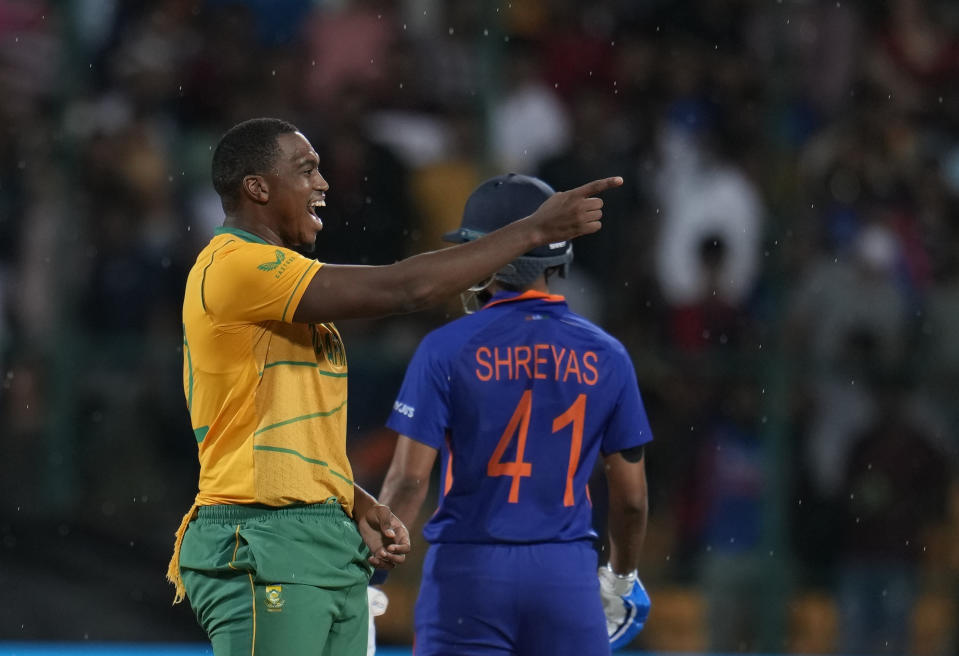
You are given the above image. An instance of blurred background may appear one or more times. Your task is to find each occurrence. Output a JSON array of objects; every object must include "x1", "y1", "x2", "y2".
[{"x1": 1, "y1": 0, "x2": 958, "y2": 653}]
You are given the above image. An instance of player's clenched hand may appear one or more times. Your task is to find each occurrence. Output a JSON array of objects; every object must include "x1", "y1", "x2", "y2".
[
  {"x1": 526, "y1": 176, "x2": 623, "y2": 244},
  {"x1": 598, "y1": 565, "x2": 651, "y2": 650},
  {"x1": 358, "y1": 503, "x2": 411, "y2": 569}
]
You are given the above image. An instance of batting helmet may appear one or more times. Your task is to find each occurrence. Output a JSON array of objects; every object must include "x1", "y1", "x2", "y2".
[{"x1": 444, "y1": 173, "x2": 573, "y2": 288}]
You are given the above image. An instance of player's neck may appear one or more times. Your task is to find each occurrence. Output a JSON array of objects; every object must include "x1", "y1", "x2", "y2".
[
  {"x1": 489, "y1": 278, "x2": 550, "y2": 296},
  {"x1": 222, "y1": 213, "x2": 283, "y2": 246}
]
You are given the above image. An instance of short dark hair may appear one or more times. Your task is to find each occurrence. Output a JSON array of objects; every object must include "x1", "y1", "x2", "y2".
[{"x1": 211, "y1": 117, "x2": 299, "y2": 208}]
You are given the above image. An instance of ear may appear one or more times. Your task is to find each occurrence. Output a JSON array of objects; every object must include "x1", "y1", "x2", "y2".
[{"x1": 242, "y1": 174, "x2": 269, "y2": 204}]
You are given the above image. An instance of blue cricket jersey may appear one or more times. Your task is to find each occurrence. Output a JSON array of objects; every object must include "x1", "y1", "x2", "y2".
[{"x1": 386, "y1": 290, "x2": 653, "y2": 545}]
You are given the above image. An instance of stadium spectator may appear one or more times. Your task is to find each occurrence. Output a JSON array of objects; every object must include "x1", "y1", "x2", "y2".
[{"x1": 836, "y1": 380, "x2": 951, "y2": 655}]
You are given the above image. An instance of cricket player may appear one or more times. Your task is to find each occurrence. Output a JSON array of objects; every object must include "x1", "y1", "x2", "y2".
[
  {"x1": 378, "y1": 173, "x2": 652, "y2": 655},
  {"x1": 168, "y1": 118, "x2": 624, "y2": 656}
]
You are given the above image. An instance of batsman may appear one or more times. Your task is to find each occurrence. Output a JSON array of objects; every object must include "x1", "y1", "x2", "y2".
[{"x1": 377, "y1": 173, "x2": 652, "y2": 655}]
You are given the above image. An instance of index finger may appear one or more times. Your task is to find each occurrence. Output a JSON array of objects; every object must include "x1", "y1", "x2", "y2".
[{"x1": 570, "y1": 176, "x2": 623, "y2": 197}]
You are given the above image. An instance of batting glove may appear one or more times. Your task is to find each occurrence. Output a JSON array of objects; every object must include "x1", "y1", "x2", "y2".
[
  {"x1": 367, "y1": 586, "x2": 389, "y2": 656},
  {"x1": 598, "y1": 564, "x2": 651, "y2": 650}
]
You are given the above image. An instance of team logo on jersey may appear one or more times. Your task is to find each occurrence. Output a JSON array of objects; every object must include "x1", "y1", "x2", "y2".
[
  {"x1": 257, "y1": 249, "x2": 286, "y2": 271},
  {"x1": 311, "y1": 323, "x2": 347, "y2": 366},
  {"x1": 265, "y1": 585, "x2": 285, "y2": 611}
]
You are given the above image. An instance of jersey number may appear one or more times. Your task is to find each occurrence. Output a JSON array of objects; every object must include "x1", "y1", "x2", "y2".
[{"x1": 486, "y1": 391, "x2": 586, "y2": 506}]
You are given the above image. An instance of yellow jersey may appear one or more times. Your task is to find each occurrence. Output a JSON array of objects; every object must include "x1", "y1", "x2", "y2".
[{"x1": 181, "y1": 226, "x2": 354, "y2": 513}]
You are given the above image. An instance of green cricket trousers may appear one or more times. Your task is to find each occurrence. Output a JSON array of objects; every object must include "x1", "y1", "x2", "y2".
[{"x1": 178, "y1": 503, "x2": 373, "y2": 656}]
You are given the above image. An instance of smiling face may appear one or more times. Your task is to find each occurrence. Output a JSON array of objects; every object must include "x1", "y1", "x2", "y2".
[{"x1": 262, "y1": 131, "x2": 329, "y2": 251}]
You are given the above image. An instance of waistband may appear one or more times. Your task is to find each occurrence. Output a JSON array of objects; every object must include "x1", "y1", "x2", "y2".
[{"x1": 195, "y1": 500, "x2": 345, "y2": 522}]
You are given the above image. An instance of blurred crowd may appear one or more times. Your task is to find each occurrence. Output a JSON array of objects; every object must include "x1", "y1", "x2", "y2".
[{"x1": 1, "y1": 0, "x2": 959, "y2": 653}]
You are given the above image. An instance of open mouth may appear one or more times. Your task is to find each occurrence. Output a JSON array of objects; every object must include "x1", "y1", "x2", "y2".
[{"x1": 309, "y1": 199, "x2": 326, "y2": 225}]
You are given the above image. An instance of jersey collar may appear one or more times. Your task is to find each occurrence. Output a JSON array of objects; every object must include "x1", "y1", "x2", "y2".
[
  {"x1": 482, "y1": 289, "x2": 567, "y2": 310},
  {"x1": 214, "y1": 225, "x2": 271, "y2": 244}
]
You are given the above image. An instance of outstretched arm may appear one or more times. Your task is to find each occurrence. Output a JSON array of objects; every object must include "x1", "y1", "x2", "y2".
[
  {"x1": 294, "y1": 177, "x2": 623, "y2": 323},
  {"x1": 377, "y1": 435, "x2": 439, "y2": 532}
]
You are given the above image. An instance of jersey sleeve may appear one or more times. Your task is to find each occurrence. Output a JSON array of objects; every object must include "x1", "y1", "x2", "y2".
[
  {"x1": 385, "y1": 334, "x2": 450, "y2": 449},
  {"x1": 202, "y1": 243, "x2": 322, "y2": 323},
  {"x1": 601, "y1": 351, "x2": 654, "y2": 455}
]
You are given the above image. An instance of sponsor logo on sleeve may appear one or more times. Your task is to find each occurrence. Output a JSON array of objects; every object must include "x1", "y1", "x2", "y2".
[
  {"x1": 257, "y1": 249, "x2": 286, "y2": 271},
  {"x1": 393, "y1": 401, "x2": 415, "y2": 418}
]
